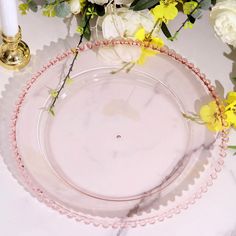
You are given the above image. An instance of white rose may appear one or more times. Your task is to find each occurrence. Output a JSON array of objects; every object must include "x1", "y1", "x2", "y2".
[
  {"x1": 101, "y1": 9, "x2": 155, "y2": 39},
  {"x1": 114, "y1": 0, "x2": 133, "y2": 5},
  {"x1": 69, "y1": 0, "x2": 81, "y2": 14},
  {"x1": 210, "y1": 0, "x2": 236, "y2": 48},
  {"x1": 114, "y1": 44, "x2": 141, "y2": 62},
  {"x1": 120, "y1": 9, "x2": 155, "y2": 36},
  {"x1": 98, "y1": 45, "x2": 141, "y2": 65},
  {"x1": 102, "y1": 14, "x2": 126, "y2": 39},
  {"x1": 88, "y1": 0, "x2": 109, "y2": 5}
]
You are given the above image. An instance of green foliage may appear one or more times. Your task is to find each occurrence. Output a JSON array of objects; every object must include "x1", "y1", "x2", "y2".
[
  {"x1": 28, "y1": 0, "x2": 38, "y2": 12},
  {"x1": 19, "y1": 0, "x2": 38, "y2": 15},
  {"x1": 43, "y1": 5, "x2": 56, "y2": 17},
  {"x1": 187, "y1": 15, "x2": 196, "y2": 24},
  {"x1": 19, "y1": 3, "x2": 29, "y2": 15},
  {"x1": 130, "y1": 0, "x2": 160, "y2": 11},
  {"x1": 199, "y1": 0, "x2": 211, "y2": 10},
  {"x1": 86, "y1": 6, "x2": 98, "y2": 19},
  {"x1": 55, "y1": 2, "x2": 70, "y2": 18},
  {"x1": 48, "y1": 107, "x2": 55, "y2": 116},
  {"x1": 46, "y1": 0, "x2": 56, "y2": 3},
  {"x1": 211, "y1": 0, "x2": 216, "y2": 5},
  {"x1": 76, "y1": 26, "x2": 84, "y2": 34},
  {"x1": 161, "y1": 22, "x2": 173, "y2": 41},
  {"x1": 94, "y1": 4, "x2": 105, "y2": 16},
  {"x1": 192, "y1": 9, "x2": 202, "y2": 19},
  {"x1": 78, "y1": 6, "x2": 94, "y2": 40}
]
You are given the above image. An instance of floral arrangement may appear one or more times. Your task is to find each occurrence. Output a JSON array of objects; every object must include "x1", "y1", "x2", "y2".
[
  {"x1": 19, "y1": 0, "x2": 236, "y2": 142},
  {"x1": 19, "y1": 0, "x2": 236, "y2": 48}
]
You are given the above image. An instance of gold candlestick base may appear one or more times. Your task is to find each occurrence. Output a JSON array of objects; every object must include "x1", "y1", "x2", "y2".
[{"x1": 0, "y1": 27, "x2": 30, "y2": 70}]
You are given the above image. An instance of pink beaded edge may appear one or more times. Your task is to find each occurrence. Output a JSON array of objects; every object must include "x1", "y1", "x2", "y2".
[{"x1": 9, "y1": 39, "x2": 228, "y2": 228}]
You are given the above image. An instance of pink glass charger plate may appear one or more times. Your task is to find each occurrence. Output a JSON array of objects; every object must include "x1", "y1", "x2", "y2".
[{"x1": 2, "y1": 39, "x2": 228, "y2": 228}]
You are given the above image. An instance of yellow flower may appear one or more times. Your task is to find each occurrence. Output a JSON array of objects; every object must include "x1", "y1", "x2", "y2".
[
  {"x1": 225, "y1": 91, "x2": 236, "y2": 105},
  {"x1": 183, "y1": 1, "x2": 198, "y2": 15},
  {"x1": 224, "y1": 92, "x2": 236, "y2": 128},
  {"x1": 151, "y1": 1, "x2": 178, "y2": 22},
  {"x1": 137, "y1": 48, "x2": 158, "y2": 65},
  {"x1": 200, "y1": 101, "x2": 224, "y2": 131},
  {"x1": 135, "y1": 27, "x2": 164, "y2": 65},
  {"x1": 135, "y1": 27, "x2": 146, "y2": 41}
]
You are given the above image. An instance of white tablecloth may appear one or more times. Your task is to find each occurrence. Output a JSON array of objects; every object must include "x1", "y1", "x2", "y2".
[{"x1": 1, "y1": 10, "x2": 236, "y2": 236}]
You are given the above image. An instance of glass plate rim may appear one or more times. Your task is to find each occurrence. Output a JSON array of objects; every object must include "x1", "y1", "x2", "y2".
[{"x1": 9, "y1": 39, "x2": 228, "y2": 228}]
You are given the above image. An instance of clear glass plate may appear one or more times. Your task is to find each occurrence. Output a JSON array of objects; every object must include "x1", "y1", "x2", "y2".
[{"x1": 7, "y1": 40, "x2": 228, "y2": 227}]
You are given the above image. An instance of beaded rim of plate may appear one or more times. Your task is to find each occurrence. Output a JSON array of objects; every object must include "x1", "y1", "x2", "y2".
[{"x1": 9, "y1": 39, "x2": 228, "y2": 228}]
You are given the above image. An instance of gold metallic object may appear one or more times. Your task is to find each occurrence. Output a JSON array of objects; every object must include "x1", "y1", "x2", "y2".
[{"x1": 0, "y1": 27, "x2": 30, "y2": 70}]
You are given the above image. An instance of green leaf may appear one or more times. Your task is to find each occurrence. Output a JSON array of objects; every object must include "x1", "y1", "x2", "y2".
[
  {"x1": 28, "y1": 1, "x2": 38, "y2": 12},
  {"x1": 55, "y1": 2, "x2": 70, "y2": 18},
  {"x1": 130, "y1": 0, "x2": 139, "y2": 7},
  {"x1": 199, "y1": 0, "x2": 211, "y2": 10},
  {"x1": 19, "y1": 3, "x2": 29, "y2": 15},
  {"x1": 79, "y1": 10, "x2": 91, "y2": 40},
  {"x1": 43, "y1": 5, "x2": 56, "y2": 17},
  {"x1": 46, "y1": 0, "x2": 56, "y2": 3},
  {"x1": 161, "y1": 22, "x2": 173, "y2": 41},
  {"x1": 228, "y1": 145, "x2": 236, "y2": 149},
  {"x1": 131, "y1": 0, "x2": 159, "y2": 11},
  {"x1": 211, "y1": 0, "x2": 216, "y2": 5},
  {"x1": 94, "y1": 4, "x2": 105, "y2": 16},
  {"x1": 188, "y1": 15, "x2": 196, "y2": 24},
  {"x1": 192, "y1": 9, "x2": 202, "y2": 19},
  {"x1": 84, "y1": 25, "x2": 91, "y2": 40},
  {"x1": 49, "y1": 107, "x2": 55, "y2": 116}
]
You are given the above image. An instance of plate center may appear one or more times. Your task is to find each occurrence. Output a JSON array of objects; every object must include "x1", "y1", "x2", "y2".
[{"x1": 41, "y1": 69, "x2": 190, "y2": 200}]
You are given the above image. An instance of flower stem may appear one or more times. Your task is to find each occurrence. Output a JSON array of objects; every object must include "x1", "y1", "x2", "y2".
[
  {"x1": 172, "y1": 0, "x2": 205, "y2": 38},
  {"x1": 147, "y1": 19, "x2": 161, "y2": 40},
  {"x1": 48, "y1": 14, "x2": 92, "y2": 115}
]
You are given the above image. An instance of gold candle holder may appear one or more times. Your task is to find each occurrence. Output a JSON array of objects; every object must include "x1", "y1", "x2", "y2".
[{"x1": 0, "y1": 26, "x2": 30, "y2": 70}]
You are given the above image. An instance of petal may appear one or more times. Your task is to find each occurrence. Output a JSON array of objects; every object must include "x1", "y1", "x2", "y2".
[
  {"x1": 164, "y1": 4, "x2": 178, "y2": 20},
  {"x1": 225, "y1": 110, "x2": 236, "y2": 125},
  {"x1": 137, "y1": 48, "x2": 157, "y2": 65},
  {"x1": 97, "y1": 46, "x2": 123, "y2": 65},
  {"x1": 200, "y1": 104, "x2": 214, "y2": 122},
  {"x1": 135, "y1": 27, "x2": 146, "y2": 41},
  {"x1": 151, "y1": 5, "x2": 165, "y2": 20},
  {"x1": 206, "y1": 120, "x2": 223, "y2": 132},
  {"x1": 102, "y1": 14, "x2": 125, "y2": 39},
  {"x1": 114, "y1": 45, "x2": 141, "y2": 63},
  {"x1": 225, "y1": 91, "x2": 236, "y2": 104},
  {"x1": 151, "y1": 37, "x2": 164, "y2": 47}
]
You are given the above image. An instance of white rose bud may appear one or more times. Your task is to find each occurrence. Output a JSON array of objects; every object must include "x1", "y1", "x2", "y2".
[
  {"x1": 210, "y1": 0, "x2": 236, "y2": 48},
  {"x1": 88, "y1": 0, "x2": 109, "y2": 5},
  {"x1": 70, "y1": 0, "x2": 81, "y2": 14}
]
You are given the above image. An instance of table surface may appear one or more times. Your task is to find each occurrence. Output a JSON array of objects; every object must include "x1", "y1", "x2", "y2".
[{"x1": 1, "y1": 10, "x2": 236, "y2": 236}]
